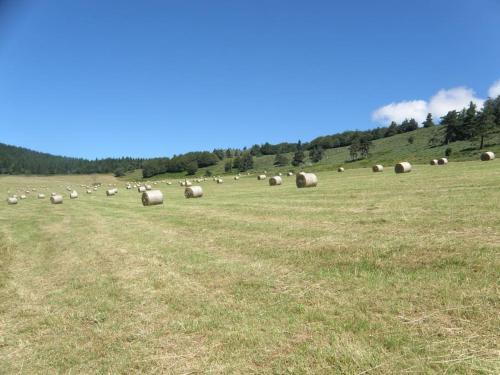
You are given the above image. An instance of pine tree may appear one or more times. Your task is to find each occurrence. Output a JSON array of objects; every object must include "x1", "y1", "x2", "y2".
[
  {"x1": 274, "y1": 153, "x2": 289, "y2": 166},
  {"x1": 292, "y1": 150, "x2": 305, "y2": 166},
  {"x1": 422, "y1": 113, "x2": 435, "y2": 128},
  {"x1": 442, "y1": 110, "x2": 461, "y2": 144}
]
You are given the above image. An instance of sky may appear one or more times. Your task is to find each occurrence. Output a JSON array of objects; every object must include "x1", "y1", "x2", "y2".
[{"x1": 0, "y1": 0, "x2": 499, "y2": 159}]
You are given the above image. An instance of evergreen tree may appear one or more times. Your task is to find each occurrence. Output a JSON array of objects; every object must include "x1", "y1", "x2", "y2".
[
  {"x1": 274, "y1": 153, "x2": 289, "y2": 166},
  {"x1": 309, "y1": 146, "x2": 324, "y2": 163},
  {"x1": 475, "y1": 102, "x2": 496, "y2": 149},
  {"x1": 384, "y1": 121, "x2": 398, "y2": 137},
  {"x1": 224, "y1": 160, "x2": 233, "y2": 172},
  {"x1": 185, "y1": 161, "x2": 198, "y2": 175},
  {"x1": 461, "y1": 102, "x2": 477, "y2": 140},
  {"x1": 442, "y1": 110, "x2": 461, "y2": 144},
  {"x1": 292, "y1": 149, "x2": 305, "y2": 166},
  {"x1": 422, "y1": 113, "x2": 435, "y2": 128}
]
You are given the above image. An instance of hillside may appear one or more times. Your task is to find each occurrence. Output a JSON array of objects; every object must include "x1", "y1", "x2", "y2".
[
  {"x1": 123, "y1": 126, "x2": 500, "y2": 180},
  {"x1": 0, "y1": 142, "x2": 143, "y2": 175}
]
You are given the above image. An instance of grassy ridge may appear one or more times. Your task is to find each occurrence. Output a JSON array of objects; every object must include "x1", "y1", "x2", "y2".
[
  {"x1": 125, "y1": 127, "x2": 500, "y2": 180},
  {"x1": 1, "y1": 162, "x2": 499, "y2": 373}
]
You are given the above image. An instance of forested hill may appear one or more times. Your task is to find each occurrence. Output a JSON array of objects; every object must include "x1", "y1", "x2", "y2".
[
  {"x1": 0, "y1": 143, "x2": 143, "y2": 175},
  {"x1": 1, "y1": 95, "x2": 499, "y2": 177}
]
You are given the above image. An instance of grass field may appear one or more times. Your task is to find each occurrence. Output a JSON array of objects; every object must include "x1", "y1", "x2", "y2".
[{"x1": 1, "y1": 162, "x2": 499, "y2": 374}]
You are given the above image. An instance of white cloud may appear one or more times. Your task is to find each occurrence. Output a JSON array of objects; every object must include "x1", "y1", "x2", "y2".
[
  {"x1": 488, "y1": 80, "x2": 500, "y2": 98},
  {"x1": 372, "y1": 86, "x2": 485, "y2": 125},
  {"x1": 428, "y1": 87, "x2": 484, "y2": 118},
  {"x1": 372, "y1": 100, "x2": 428, "y2": 124}
]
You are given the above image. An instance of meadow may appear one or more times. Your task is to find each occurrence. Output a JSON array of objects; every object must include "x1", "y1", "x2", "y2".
[{"x1": 1, "y1": 162, "x2": 499, "y2": 374}]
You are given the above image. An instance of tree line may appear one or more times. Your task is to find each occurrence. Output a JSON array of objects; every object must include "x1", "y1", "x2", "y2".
[
  {"x1": 439, "y1": 96, "x2": 500, "y2": 149},
  {"x1": 2, "y1": 95, "x2": 498, "y2": 177},
  {"x1": 0, "y1": 143, "x2": 143, "y2": 175}
]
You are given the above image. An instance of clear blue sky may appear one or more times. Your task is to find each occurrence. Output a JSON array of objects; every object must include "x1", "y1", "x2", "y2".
[{"x1": 0, "y1": 0, "x2": 499, "y2": 159}]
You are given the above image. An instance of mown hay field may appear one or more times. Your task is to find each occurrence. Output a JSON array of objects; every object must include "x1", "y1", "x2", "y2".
[{"x1": 1, "y1": 162, "x2": 499, "y2": 374}]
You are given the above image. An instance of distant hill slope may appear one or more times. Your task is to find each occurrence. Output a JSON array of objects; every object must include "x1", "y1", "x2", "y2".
[
  {"x1": 122, "y1": 126, "x2": 500, "y2": 180},
  {"x1": 2, "y1": 125, "x2": 499, "y2": 179},
  {"x1": 0, "y1": 142, "x2": 142, "y2": 175}
]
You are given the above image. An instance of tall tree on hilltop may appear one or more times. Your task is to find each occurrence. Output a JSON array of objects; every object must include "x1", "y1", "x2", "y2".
[
  {"x1": 475, "y1": 102, "x2": 496, "y2": 149},
  {"x1": 442, "y1": 110, "x2": 461, "y2": 144},
  {"x1": 422, "y1": 113, "x2": 435, "y2": 128}
]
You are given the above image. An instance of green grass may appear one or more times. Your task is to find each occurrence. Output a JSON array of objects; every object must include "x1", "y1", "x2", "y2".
[
  {"x1": 125, "y1": 127, "x2": 500, "y2": 181},
  {"x1": 1, "y1": 163, "x2": 499, "y2": 373}
]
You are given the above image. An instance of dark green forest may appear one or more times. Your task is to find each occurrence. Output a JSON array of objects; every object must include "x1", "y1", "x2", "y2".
[{"x1": 1, "y1": 96, "x2": 499, "y2": 177}]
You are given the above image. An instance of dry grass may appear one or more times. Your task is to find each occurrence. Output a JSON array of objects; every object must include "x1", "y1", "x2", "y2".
[{"x1": 0, "y1": 164, "x2": 499, "y2": 374}]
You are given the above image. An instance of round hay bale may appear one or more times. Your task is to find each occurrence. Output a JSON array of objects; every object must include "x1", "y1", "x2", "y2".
[
  {"x1": 51, "y1": 192, "x2": 57, "y2": 197},
  {"x1": 257, "y1": 174, "x2": 267, "y2": 180},
  {"x1": 185, "y1": 186, "x2": 203, "y2": 198},
  {"x1": 142, "y1": 190, "x2": 163, "y2": 206},
  {"x1": 70, "y1": 191, "x2": 78, "y2": 199},
  {"x1": 338, "y1": 167, "x2": 345, "y2": 172},
  {"x1": 234, "y1": 176, "x2": 239, "y2": 180},
  {"x1": 438, "y1": 158, "x2": 448, "y2": 165},
  {"x1": 287, "y1": 172, "x2": 293, "y2": 176},
  {"x1": 296, "y1": 172, "x2": 318, "y2": 188},
  {"x1": 51, "y1": 194, "x2": 63, "y2": 204},
  {"x1": 185, "y1": 180, "x2": 192, "y2": 187},
  {"x1": 145, "y1": 184, "x2": 152, "y2": 191},
  {"x1": 395, "y1": 162, "x2": 412, "y2": 173},
  {"x1": 430, "y1": 159, "x2": 438, "y2": 165},
  {"x1": 372, "y1": 164, "x2": 384, "y2": 172},
  {"x1": 278, "y1": 172, "x2": 282, "y2": 176},
  {"x1": 20, "y1": 195, "x2": 27, "y2": 200},
  {"x1": 216, "y1": 178, "x2": 224, "y2": 184},
  {"x1": 7, "y1": 197, "x2": 18, "y2": 205},
  {"x1": 126, "y1": 185, "x2": 132, "y2": 189},
  {"x1": 138, "y1": 186, "x2": 146, "y2": 192},
  {"x1": 86, "y1": 189, "x2": 92, "y2": 194},
  {"x1": 106, "y1": 188, "x2": 117, "y2": 196},
  {"x1": 269, "y1": 176, "x2": 283, "y2": 186},
  {"x1": 481, "y1": 151, "x2": 495, "y2": 161},
  {"x1": 37, "y1": 193, "x2": 46, "y2": 199}
]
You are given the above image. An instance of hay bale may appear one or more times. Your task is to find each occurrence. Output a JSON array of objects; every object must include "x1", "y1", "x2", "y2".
[
  {"x1": 257, "y1": 174, "x2": 267, "y2": 180},
  {"x1": 126, "y1": 184, "x2": 132, "y2": 189},
  {"x1": 51, "y1": 192, "x2": 57, "y2": 197},
  {"x1": 51, "y1": 194, "x2": 63, "y2": 204},
  {"x1": 278, "y1": 172, "x2": 282, "y2": 176},
  {"x1": 395, "y1": 162, "x2": 412, "y2": 173},
  {"x1": 145, "y1": 184, "x2": 152, "y2": 191},
  {"x1": 438, "y1": 158, "x2": 448, "y2": 165},
  {"x1": 296, "y1": 172, "x2": 318, "y2": 188},
  {"x1": 287, "y1": 172, "x2": 293, "y2": 176},
  {"x1": 372, "y1": 164, "x2": 384, "y2": 172},
  {"x1": 142, "y1": 190, "x2": 163, "y2": 206},
  {"x1": 430, "y1": 159, "x2": 438, "y2": 165},
  {"x1": 86, "y1": 189, "x2": 92, "y2": 194},
  {"x1": 106, "y1": 188, "x2": 117, "y2": 196},
  {"x1": 185, "y1": 186, "x2": 203, "y2": 198},
  {"x1": 70, "y1": 191, "x2": 78, "y2": 199},
  {"x1": 138, "y1": 186, "x2": 146, "y2": 192},
  {"x1": 37, "y1": 193, "x2": 45, "y2": 199},
  {"x1": 185, "y1": 180, "x2": 192, "y2": 187},
  {"x1": 7, "y1": 197, "x2": 18, "y2": 205},
  {"x1": 338, "y1": 167, "x2": 345, "y2": 172},
  {"x1": 20, "y1": 195, "x2": 27, "y2": 199},
  {"x1": 269, "y1": 176, "x2": 283, "y2": 186},
  {"x1": 234, "y1": 176, "x2": 239, "y2": 180},
  {"x1": 216, "y1": 178, "x2": 224, "y2": 184},
  {"x1": 481, "y1": 151, "x2": 495, "y2": 161}
]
